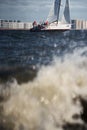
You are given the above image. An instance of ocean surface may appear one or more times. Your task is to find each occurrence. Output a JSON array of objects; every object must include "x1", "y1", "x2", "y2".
[{"x1": 0, "y1": 30, "x2": 87, "y2": 130}]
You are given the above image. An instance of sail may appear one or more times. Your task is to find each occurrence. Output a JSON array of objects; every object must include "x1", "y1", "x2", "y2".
[
  {"x1": 54, "y1": 0, "x2": 61, "y2": 22},
  {"x1": 47, "y1": 4, "x2": 56, "y2": 23},
  {"x1": 47, "y1": 0, "x2": 61, "y2": 23},
  {"x1": 62, "y1": 0, "x2": 70, "y2": 24}
]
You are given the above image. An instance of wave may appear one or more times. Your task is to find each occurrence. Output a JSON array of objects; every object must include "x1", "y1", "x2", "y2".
[{"x1": 1, "y1": 48, "x2": 87, "y2": 130}]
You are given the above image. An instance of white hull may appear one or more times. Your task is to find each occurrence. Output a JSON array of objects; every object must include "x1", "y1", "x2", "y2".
[{"x1": 44, "y1": 22, "x2": 71, "y2": 30}]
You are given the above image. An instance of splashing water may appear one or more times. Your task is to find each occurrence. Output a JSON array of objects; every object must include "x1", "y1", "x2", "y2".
[{"x1": 1, "y1": 48, "x2": 87, "y2": 130}]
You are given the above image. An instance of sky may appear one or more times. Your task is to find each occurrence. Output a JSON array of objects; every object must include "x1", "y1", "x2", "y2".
[{"x1": 0, "y1": 0, "x2": 87, "y2": 22}]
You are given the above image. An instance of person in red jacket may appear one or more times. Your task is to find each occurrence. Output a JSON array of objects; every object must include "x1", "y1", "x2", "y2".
[{"x1": 33, "y1": 21, "x2": 37, "y2": 27}]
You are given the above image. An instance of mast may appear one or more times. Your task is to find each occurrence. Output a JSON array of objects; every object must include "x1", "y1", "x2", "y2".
[{"x1": 54, "y1": 0, "x2": 61, "y2": 24}]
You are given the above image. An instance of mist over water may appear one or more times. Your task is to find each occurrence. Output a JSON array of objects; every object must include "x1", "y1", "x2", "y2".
[{"x1": 0, "y1": 30, "x2": 87, "y2": 130}]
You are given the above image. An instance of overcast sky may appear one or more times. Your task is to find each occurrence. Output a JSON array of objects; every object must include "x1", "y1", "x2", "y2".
[{"x1": 0, "y1": 0, "x2": 87, "y2": 22}]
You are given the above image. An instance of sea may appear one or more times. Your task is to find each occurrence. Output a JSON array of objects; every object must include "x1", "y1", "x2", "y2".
[{"x1": 0, "y1": 30, "x2": 87, "y2": 130}]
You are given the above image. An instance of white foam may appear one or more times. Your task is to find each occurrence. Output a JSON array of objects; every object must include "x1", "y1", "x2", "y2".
[{"x1": 2, "y1": 48, "x2": 87, "y2": 130}]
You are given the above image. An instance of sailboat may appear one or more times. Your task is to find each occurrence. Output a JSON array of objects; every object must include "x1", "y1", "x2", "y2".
[
  {"x1": 45, "y1": 0, "x2": 71, "y2": 30},
  {"x1": 30, "y1": 0, "x2": 71, "y2": 31}
]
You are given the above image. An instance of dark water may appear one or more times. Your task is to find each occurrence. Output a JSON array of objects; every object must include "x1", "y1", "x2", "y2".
[
  {"x1": 0, "y1": 30, "x2": 87, "y2": 66},
  {"x1": 0, "y1": 30, "x2": 87, "y2": 82},
  {"x1": 0, "y1": 30, "x2": 87, "y2": 130}
]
